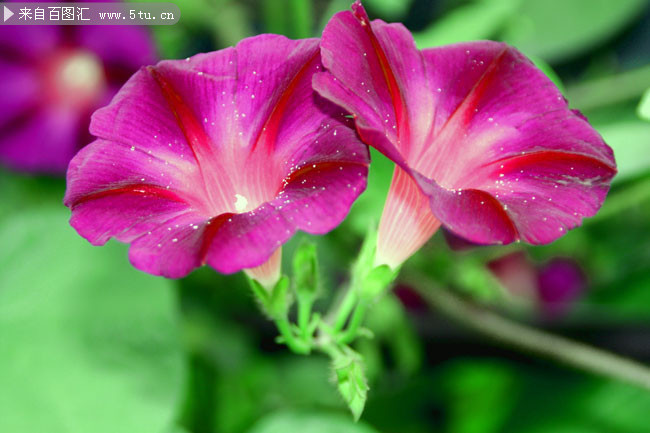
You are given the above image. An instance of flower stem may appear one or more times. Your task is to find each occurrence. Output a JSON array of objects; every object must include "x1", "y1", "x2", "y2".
[
  {"x1": 337, "y1": 301, "x2": 368, "y2": 345},
  {"x1": 297, "y1": 296, "x2": 313, "y2": 340},
  {"x1": 275, "y1": 317, "x2": 311, "y2": 355},
  {"x1": 332, "y1": 287, "x2": 359, "y2": 333},
  {"x1": 411, "y1": 275, "x2": 650, "y2": 391}
]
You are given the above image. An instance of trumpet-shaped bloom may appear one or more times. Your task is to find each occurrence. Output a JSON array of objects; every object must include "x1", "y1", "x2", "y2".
[
  {"x1": 64, "y1": 35, "x2": 369, "y2": 279},
  {"x1": 313, "y1": 2, "x2": 616, "y2": 269},
  {"x1": 0, "y1": 0, "x2": 156, "y2": 174}
]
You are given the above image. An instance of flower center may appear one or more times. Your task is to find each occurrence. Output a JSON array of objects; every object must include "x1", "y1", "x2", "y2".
[
  {"x1": 46, "y1": 50, "x2": 106, "y2": 109},
  {"x1": 234, "y1": 193, "x2": 249, "y2": 213}
]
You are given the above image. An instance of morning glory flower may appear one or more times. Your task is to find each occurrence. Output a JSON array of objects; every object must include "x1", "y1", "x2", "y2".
[
  {"x1": 313, "y1": 1, "x2": 616, "y2": 269},
  {"x1": 64, "y1": 35, "x2": 369, "y2": 281},
  {"x1": 0, "y1": 5, "x2": 156, "y2": 174},
  {"x1": 488, "y1": 252, "x2": 586, "y2": 318}
]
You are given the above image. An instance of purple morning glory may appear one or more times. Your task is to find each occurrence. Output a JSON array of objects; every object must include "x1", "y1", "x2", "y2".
[
  {"x1": 64, "y1": 35, "x2": 369, "y2": 280},
  {"x1": 0, "y1": 2, "x2": 156, "y2": 174},
  {"x1": 313, "y1": 1, "x2": 617, "y2": 269},
  {"x1": 489, "y1": 252, "x2": 586, "y2": 318}
]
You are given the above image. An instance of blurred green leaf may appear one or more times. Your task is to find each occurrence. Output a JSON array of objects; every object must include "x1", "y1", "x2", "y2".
[
  {"x1": 501, "y1": 0, "x2": 647, "y2": 62},
  {"x1": 364, "y1": 0, "x2": 413, "y2": 20},
  {"x1": 414, "y1": 0, "x2": 519, "y2": 48},
  {"x1": 318, "y1": 0, "x2": 352, "y2": 32},
  {"x1": 364, "y1": 294, "x2": 423, "y2": 376},
  {"x1": 596, "y1": 121, "x2": 650, "y2": 182},
  {"x1": 505, "y1": 378, "x2": 650, "y2": 433},
  {"x1": 247, "y1": 410, "x2": 380, "y2": 433},
  {"x1": 638, "y1": 88, "x2": 650, "y2": 121},
  {"x1": 214, "y1": 356, "x2": 345, "y2": 433},
  {"x1": 444, "y1": 361, "x2": 518, "y2": 433},
  {"x1": 0, "y1": 207, "x2": 184, "y2": 433}
]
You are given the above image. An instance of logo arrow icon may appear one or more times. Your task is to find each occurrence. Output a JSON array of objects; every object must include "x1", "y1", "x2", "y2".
[{"x1": 4, "y1": 6, "x2": 14, "y2": 22}]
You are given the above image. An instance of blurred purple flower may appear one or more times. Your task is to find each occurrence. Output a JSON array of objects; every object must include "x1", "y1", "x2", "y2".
[
  {"x1": 0, "y1": 2, "x2": 157, "y2": 174},
  {"x1": 313, "y1": 1, "x2": 616, "y2": 269},
  {"x1": 64, "y1": 35, "x2": 369, "y2": 281},
  {"x1": 488, "y1": 252, "x2": 586, "y2": 318},
  {"x1": 537, "y1": 258, "x2": 586, "y2": 318}
]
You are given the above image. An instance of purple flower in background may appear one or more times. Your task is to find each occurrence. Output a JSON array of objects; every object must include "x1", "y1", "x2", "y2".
[
  {"x1": 313, "y1": 1, "x2": 616, "y2": 269},
  {"x1": 0, "y1": 2, "x2": 156, "y2": 174},
  {"x1": 489, "y1": 252, "x2": 586, "y2": 318},
  {"x1": 64, "y1": 35, "x2": 369, "y2": 281},
  {"x1": 537, "y1": 258, "x2": 586, "y2": 318}
]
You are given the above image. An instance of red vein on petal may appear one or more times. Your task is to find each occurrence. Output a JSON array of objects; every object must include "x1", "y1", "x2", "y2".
[
  {"x1": 199, "y1": 212, "x2": 235, "y2": 264},
  {"x1": 352, "y1": 3, "x2": 410, "y2": 144},
  {"x1": 441, "y1": 47, "x2": 508, "y2": 134},
  {"x1": 250, "y1": 49, "x2": 321, "y2": 154},
  {"x1": 284, "y1": 160, "x2": 367, "y2": 185},
  {"x1": 148, "y1": 66, "x2": 214, "y2": 163},
  {"x1": 71, "y1": 183, "x2": 186, "y2": 207},
  {"x1": 149, "y1": 66, "x2": 228, "y2": 213},
  {"x1": 483, "y1": 150, "x2": 617, "y2": 174},
  {"x1": 417, "y1": 47, "x2": 508, "y2": 175}
]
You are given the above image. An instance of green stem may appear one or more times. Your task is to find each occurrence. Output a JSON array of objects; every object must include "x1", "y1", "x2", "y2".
[
  {"x1": 275, "y1": 318, "x2": 311, "y2": 355},
  {"x1": 297, "y1": 296, "x2": 313, "y2": 339},
  {"x1": 411, "y1": 275, "x2": 650, "y2": 391},
  {"x1": 332, "y1": 288, "x2": 359, "y2": 332},
  {"x1": 337, "y1": 301, "x2": 368, "y2": 345}
]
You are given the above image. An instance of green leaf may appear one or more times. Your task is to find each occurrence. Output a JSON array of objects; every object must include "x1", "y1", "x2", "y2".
[
  {"x1": 247, "y1": 410, "x2": 380, "y2": 433},
  {"x1": 638, "y1": 88, "x2": 650, "y2": 121},
  {"x1": 501, "y1": 0, "x2": 647, "y2": 62},
  {"x1": 444, "y1": 360, "x2": 517, "y2": 433},
  {"x1": 0, "y1": 206, "x2": 184, "y2": 433},
  {"x1": 332, "y1": 348, "x2": 370, "y2": 420},
  {"x1": 414, "y1": 0, "x2": 519, "y2": 48},
  {"x1": 293, "y1": 241, "x2": 319, "y2": 300}
]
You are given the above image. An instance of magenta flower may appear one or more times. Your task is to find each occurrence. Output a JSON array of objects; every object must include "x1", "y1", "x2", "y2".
[
  {"x1": 313, "y1": 2, "x2": 616, "y2": 269},
  {"x1": 488, "y1": 252, "x2": 586, "y2": 318},
  {"x1": 0, "y1": 3, "x2": 156, "y2": 174},
  {"x1": 64, "y1": 35, "x2": 369, "y2": 280}
]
